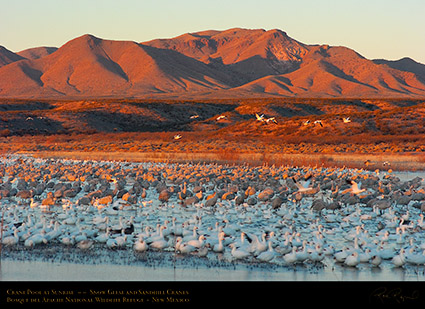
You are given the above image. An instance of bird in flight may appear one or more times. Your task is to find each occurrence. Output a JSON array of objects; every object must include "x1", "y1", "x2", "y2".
[
  {"x1": 292, "y1": 175, "x2": 314, "y2": 193},
  {"x1": 342, "y1": 179, "x2": 366, "y2": 195},
  {"x1": 255, "y1": 113, "x2": 265, "y2": 122}
]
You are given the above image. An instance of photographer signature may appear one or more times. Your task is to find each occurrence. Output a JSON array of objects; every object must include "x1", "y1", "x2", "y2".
[{"x1": 370, "y1": 287, "x2": 420, "y2": 304}]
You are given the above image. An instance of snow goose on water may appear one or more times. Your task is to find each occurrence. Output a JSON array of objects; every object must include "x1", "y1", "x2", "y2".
[
  {"x1": 283, "y1": 247, "x2": 298, "y2": 265},
  {"x1": 106, "y1": 238, "x2": 118, "y2": 249},
  {"x1": 187, "y1": 235, "x2": 206, "y2": 249},
  {"x1": 416, "y1": 214, "x2": 425, "y2": 230},
  {"x1": 344, "y1": 252, "x2": 360, "y2": 267},
  {"x1": 295, "y1": 241, "x2": 309, "y2": 263},
  {"x1": 170, "y1": 217, "x2": 184, "y2": 236},
  {"x1": 307, "y1": 244, "x2": 325, "y2": 263},
  {"x1": 251, "y1": 232, "x2": 268, "y2": 256},
  {"x1": 60, "y1": 233, "x2": 75, "y2": 246},
  {"x1": 391, "y1": 248, "x2": 406, "y2": 267},
  {"x1": 370, "y1": 255, "x2": 382, "y2": 267},
  {"x1": 222, "y1": 219, "x2": 238, "y2": 235},
  {"x1": 229, "y1": 243, "x2": 251, "y2": 260},
  {"x1": 334, "y1": 247, "x2": 350, "y2": 263},
  {"x1": 197, "y1": 243, "x2": 210, "y2": 257},
  {"x1": 256, "y1": 240, "x2": 277, "y2": 262},
  {"x1": 181, "y1": 225, "x2": 197, "y2": 240},
  {"x1": 323, "y1": 244, "x2": 335, "y2": 256},
  {"x1": 290, "y1": 232, "x2": 303, "y2": 247},
  {"x1": 25, "y1": 231, "x2": 47, "y2": 247},
  {"x1": 74, "y1": 232, "x2": 88, "y2": 243},
  {"x1": 133, "y1": 236, "x2": 149, "y2": 253},
  {"x1": 77, "y1": 240, "x2": 94, "y2": 250},
  {"x1": 275, "y1": 232, "x2": 292, "y2": 255},
  {"x1": 95, "y1": 228, "x2": 111, "y2": 243},
  {"x1": 358, "y1": 248, "x2": 372, "y2": 263},
  {"x1": 212, "y1": 232, "x2": 225, "y2": 253},
  {"x1": 404, "y1": 249, "x2": 425, "y2": 266},
  {"x1": 175, "y1": 237, "x2": 197, "y2": 254},
  {"x1": 2, "y1": 229, "x2": 19, "y2": 246},
  {"x1": 377, "y1": 243, "x2": 396, "y2": 260},
  {"x1": 233, "y1": 232, "x2": 251, "y2": 251},
  {"x1": 149, "y1": 226, "x2": 169, "y2": 250},
  {"x1": 115, "y1": 234, "x2": 128, "y2": 248},
  {"x1": 146, "y1": 224, "x2": 165, "y2": 243}
]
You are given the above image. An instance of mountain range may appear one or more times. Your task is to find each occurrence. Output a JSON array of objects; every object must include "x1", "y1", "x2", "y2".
[{"x1": 1, "y1": 28, "x2": 425, "y2": 98}]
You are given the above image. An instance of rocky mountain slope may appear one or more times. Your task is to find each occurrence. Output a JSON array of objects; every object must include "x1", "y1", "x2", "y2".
[{"x1": 1, "y1": 28, "x2": 424, "y2": 98}]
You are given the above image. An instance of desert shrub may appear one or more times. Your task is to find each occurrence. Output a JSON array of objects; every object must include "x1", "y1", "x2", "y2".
[{"x1": 0, "y1": 129, "x2": 11, "y2": 137}]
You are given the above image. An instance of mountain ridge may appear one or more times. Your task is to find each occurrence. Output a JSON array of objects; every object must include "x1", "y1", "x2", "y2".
[{"x1": 1, "y1": 28, "x2": 424, "y2": 98}]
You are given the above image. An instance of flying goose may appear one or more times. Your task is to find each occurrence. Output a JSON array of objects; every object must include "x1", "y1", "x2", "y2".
[
  {"x1": 255, "y1": 113, "x2": 265, "y2": 122},
  {"x1": 292, "y1": 175, "x2": 314, "y2": 193}
]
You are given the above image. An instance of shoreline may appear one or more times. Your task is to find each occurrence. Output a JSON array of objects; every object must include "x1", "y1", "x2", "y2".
[{"x1": 2, "y1": 249, "x2": 424, "y2": 281}]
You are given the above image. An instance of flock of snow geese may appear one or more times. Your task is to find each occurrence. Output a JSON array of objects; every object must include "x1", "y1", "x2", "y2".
[
  {"x1": 174, "y1": 113, "x2": 349, "y2": 141},
  {"x1": 2, "y1": 154, "x2": 425, "y2": 272}
]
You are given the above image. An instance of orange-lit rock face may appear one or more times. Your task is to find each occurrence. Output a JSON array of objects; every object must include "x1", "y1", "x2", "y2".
[{"x1": 0, "y1": 28, "x2": 424, "y2": 99}]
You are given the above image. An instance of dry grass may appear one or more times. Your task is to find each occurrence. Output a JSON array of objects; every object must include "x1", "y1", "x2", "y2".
[{"x1": 23, "y1": 150, "x2": 425, "y2": 171}]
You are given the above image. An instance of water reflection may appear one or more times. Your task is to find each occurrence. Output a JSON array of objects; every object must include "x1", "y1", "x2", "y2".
[{"x1": 2, "y1": 259, "x2": 425, "y2": 281}]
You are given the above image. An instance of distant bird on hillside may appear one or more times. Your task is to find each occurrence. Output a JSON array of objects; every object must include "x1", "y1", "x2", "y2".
[
  {"x1": 314, "y1": 120, "x2": 323, "y2": 127},
  {"x1": 342, "y1": 117, "x2": 351, "y2": 123},
  {"x1": 173, "y1": 134, "x2": 182, "y2": 140},
  {"x1": 216, "y1": 115, "x2": 227, "y2": 121},
  {"x1": 255, "y1": 113, "x2": 265, "y2": 122},
  {"x1": 190, "y1": 114, "x2": 199, "y2": 119},
  {"x1": 265, "y1": 117, "x2": 277, "y2": 124},
  {"x1": 256, "y1": 113, "x2": 277, "y2": 124},
  {"x1": 303, "y1": 120, "x2": 311, "y2": 126}
]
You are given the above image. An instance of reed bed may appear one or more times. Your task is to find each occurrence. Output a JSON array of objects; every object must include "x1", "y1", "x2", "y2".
[{"x1": 25, "y1": 150, "x2": 425, "y2": 171}]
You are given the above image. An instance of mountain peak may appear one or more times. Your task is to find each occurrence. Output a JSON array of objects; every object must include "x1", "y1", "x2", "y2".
[
  {"x1": 144, "y1": 27, "x2": 307, "y2": 65},
  {"x1": 0, "y1": 45, "x2": 25, "y2": 67},
  {"x1": 59, "y1": 34, "x2": 104, "y2": 50},
  {"x1": 17, "y1": 46, "x2": 58, "y2": 60}
]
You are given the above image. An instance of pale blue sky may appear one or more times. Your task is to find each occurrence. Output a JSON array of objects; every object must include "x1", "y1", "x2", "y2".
[{"x1": 1, "y1": 0, "x2": 424, "y2": 63}]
